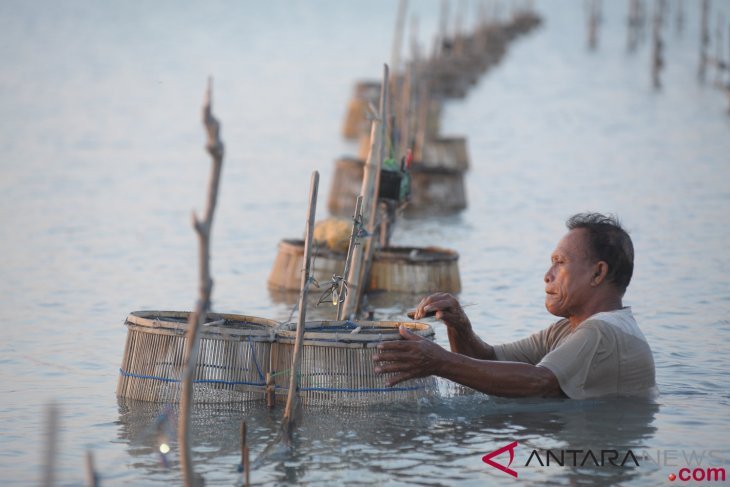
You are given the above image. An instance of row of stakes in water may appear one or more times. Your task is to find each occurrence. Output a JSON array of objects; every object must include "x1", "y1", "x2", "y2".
[{"x1": 268, "y1": 9, "x2": 543, "y2": 298}]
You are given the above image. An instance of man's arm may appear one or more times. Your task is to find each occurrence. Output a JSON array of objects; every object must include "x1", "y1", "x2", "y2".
[
  {"x1": 373, "y1": 327, "x2": 564, "y2": 398},
  {"x1": 409, "y1": 292, "x2": 496, "y2": 360}
]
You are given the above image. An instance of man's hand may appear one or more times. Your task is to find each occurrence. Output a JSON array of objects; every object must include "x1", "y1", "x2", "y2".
[
  {"x1": 373, "y1": 326, "x2": 447, "y2": 386},
  {"x1": 407, "y1": 292, "x2": 472, "y2": 333},
  {"x1": 408, "y1": 292, "x2": 495, "y2": 360}
]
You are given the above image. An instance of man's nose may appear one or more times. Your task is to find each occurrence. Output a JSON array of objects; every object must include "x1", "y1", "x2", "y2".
[{"x1": 544, "y1": 268, "x2": 553, "y2": 283}]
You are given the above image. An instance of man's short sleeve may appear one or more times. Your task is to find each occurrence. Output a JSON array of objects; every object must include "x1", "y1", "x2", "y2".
[
  {"x1": 537, "y1": 324, "x2": 602, "y2": 399},
  {"x1": 492, "y1": 328, "x2": 550, "y2": 365}
]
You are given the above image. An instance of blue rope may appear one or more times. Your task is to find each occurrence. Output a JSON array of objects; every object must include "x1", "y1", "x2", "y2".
[
  {"x1": 120, "y1": 369, "x2": 426, "y2": 393},
  {"x1": 118, "y1": 368, "x2": 266, "y2": 387},
  {"x1": 247, "y1": 335, "x2": 265, "y2": 382},
  {"x1": 299, "y1": 385, "x2": 424, "y2": 393}
]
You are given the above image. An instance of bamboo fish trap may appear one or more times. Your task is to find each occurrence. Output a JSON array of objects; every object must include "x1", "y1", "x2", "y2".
[
  {"x1": 341, "y1": 80, "x2": 382, "y2": 139},
  {"x1": 369, "y1": 246, "x2": 461, "y2": 293},
  {"x1": 116, "y1": 311, "x2": 277, "y2": 404},
  {"x1": 268, "y1": 240, "x2": 461, "y2": 294},
  {"x1": 271, "y1": 320, "x2": 437, "y2": 407},
  {"x1": 420, "y1": 137, "x2": 470, "y2": 172},
  {"x1": 327, "y1": 157, "x2": 466, "y2": 217}
]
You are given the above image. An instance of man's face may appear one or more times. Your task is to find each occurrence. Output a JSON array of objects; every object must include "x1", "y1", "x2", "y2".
[{"x1": 544, "y1": 228, "x2": 597, "y2": 318}]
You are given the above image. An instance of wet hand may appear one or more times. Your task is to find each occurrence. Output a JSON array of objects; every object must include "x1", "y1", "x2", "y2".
[
  {"x1": 372, "y1": 326, "x2": 446, "y2": 386},
  {"x1": 406, "y1": 293, "x2": 472, "y2": 333}
]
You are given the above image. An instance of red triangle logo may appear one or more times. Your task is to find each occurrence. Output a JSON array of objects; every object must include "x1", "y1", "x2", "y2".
[{"x1": 482, "y1": 441, "x2": 519, "y2": 478}]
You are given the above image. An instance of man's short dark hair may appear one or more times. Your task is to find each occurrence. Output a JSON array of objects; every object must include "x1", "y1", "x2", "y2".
[{"x1": 566, "y1": 213, "x2": 634, "y2": 295}]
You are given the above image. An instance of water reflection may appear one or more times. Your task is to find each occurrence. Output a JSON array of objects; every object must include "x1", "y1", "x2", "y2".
[{"x1": 116, "y1": 391, "x2": 658, "y2": 485}]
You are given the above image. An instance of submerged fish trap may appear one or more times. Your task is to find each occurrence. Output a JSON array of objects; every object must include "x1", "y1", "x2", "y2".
[
  {"x1": 116, "y1": 311, "x2": 277, "y2": 404},
  {"x1": 271, "y1": 320, "x2": 438, "y2": 407}
]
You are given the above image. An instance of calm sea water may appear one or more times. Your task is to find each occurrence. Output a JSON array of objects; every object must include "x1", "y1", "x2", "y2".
[{"x1": 1, "y1": 1, "x2": 729, "y2": 485}]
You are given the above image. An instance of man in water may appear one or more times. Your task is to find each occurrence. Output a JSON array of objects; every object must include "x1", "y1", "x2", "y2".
[{"x1": 373, "y1": 213, "x2": 656, "y2": 399}]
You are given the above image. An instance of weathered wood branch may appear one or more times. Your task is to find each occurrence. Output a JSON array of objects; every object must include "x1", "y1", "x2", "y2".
[
  {"x1": 282, "y1": 171, "x2": 319, "y2": 444},
  {"x1": 179, "y1": 77, "x2": 225, "y2": 487}
]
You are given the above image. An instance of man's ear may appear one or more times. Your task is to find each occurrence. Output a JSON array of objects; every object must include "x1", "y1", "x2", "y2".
[{"x1": 592, "y1": 261, "x2": 609, "y2": 286}]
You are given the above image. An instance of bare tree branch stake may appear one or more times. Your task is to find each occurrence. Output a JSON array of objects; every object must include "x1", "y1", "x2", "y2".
[{"x1": 179, "y1": 77, "x2": 225, "y2": 487}]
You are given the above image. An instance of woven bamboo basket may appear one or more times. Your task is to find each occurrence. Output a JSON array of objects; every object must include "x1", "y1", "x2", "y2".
[
  {"x1": 267, "y1": 241, "x2": 461, "y2": 294},
  {"x1": 420, "y1": 137, "x2": 470, "y2": 172},
  {"x1": 406, "y1": 164, "x2": 467, "y2": 215},
  {"x1": 355, "y1": 104, "x2": 442, "y2": 162},
  {"x1": 267, "y1": 238, "x2": 345, "y2": 291},
  {"x1": 326, "y1": 156, "x2": 367, "y2": 217},
  {"x1": 271, "y1": 320, "x2": 437, "y2": 406},
  {"x1": 327, "y1": 158, "x2": 466, "y2": 217},
  {"x1": 369, "y1": 246, "x2": 461, "y2": 294},
  {"x1": 116, "y1": 311, "x2": 277, "y2": 404},
  {"x1": 341, "y1": 80, "x2": 382, "y2": 139}
]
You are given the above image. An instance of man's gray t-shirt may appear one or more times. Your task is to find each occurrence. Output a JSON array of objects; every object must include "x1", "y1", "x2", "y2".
[{"x1": 492, "y1": 308, "x2": 656, "y2": 399}]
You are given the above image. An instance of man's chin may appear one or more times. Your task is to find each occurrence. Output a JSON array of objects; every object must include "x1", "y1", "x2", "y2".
[{"x1": 544, "y1": 301, "x2": 565, "y2": 318}]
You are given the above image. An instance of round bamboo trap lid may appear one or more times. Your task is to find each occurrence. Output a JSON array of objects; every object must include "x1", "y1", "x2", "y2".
[
  {"x1": 124, "y1": 310, "x2": 278, "y2": 341},
  {"x1": 274, "y1": 320, "x2": 434, "y2": 347}
]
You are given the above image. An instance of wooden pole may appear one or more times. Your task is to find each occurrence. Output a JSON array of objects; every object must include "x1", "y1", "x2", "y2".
[
  {"x1": 336, "y1": 196, "x2": 364, "y2": 320},
  {"x1": 265, "y1": 372, "x2": 275, "y2": 409},
  {"x1": 179, "y1": 78, "x2": 225, "y2": 487},
  {"x1": 357, "y1": 65, "x2": 390, "y2": 318},
  {"x1": 41, "y1": 402, "x2": 59, "y2": 487},
  {"x1": 652, "y1": 0, "x2": 664, "y2": 89},
  {"x1": 85, "y1": 451, "x2": 98, "y2": 487},
  {"x1": 388, "y1": 0, "x2": 408, "y2": 161},
  {"x1": 699, "y1": 0, "x2": 710, "y2": 82},
  {"x1": 439, "y1": 0, "x2": 450, "y2": 54},
  {"x1": 390, "y1": 0, "x2": 408, "y2": 79},
  {"x1": 675, "y1": 0, "x2": 684, "y2": 35},
  {"x1": 342, "y1": 65, "x2": 389, "y2": 320},
  {"x1": 398, "y1": 60, "x2": 414, "y2": 160},
  {"x1": 715, "y1": 13, "x2": 724, "y2": 87},
  {"x1": 587, "y1": 0, "x2": 600, "y2": 51},
  {"x1": 628, "y1": 0, "x2": 640, "y2": 52},
  {"x1": 240, "y1": 421, "x2": 250, "y2": 487},
  {"x1": 282, "y1": 170, "x2": 319, "y2": 443}
]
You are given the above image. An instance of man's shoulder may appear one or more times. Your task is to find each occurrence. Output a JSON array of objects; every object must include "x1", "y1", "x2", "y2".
[
  {"x1": 543, "y1": 318, "x2": 576, "y2": 348},
  {"x1": 581, "y1": 307, "x2": 648, "y2": 342}
]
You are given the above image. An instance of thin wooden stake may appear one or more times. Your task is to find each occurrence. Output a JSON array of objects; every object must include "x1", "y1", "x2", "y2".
[
  {"x1": 179, "y1": 77, "x2": 225, "y2": 487},
  {"x1": 282, "y1": 171, "x2": 319, "y2": 443},
  {"x1": 342, "y1": 65, "x2": 389, "y2": 320},
  {"x1": 652, "y1": 0, "x2": 664, "y2": 89},
  {"x1": 336, "y1": 196, "x2": 364, "y2": 320},
  {"x1": 41, "y1": 402, "x2": 59, "y2": 487},
  {"x1": 699, "y1": 0, "x2": 710, "y2": 82},
  {"x1": 265, "y1": 372, "x2": 275, "y2": 409},
  {"x1": 240, "y1": 421, "x2": 250, "y2": 487},
  {"x1": 85, "y1": 451, "x2": 98, "y2": 487}
]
